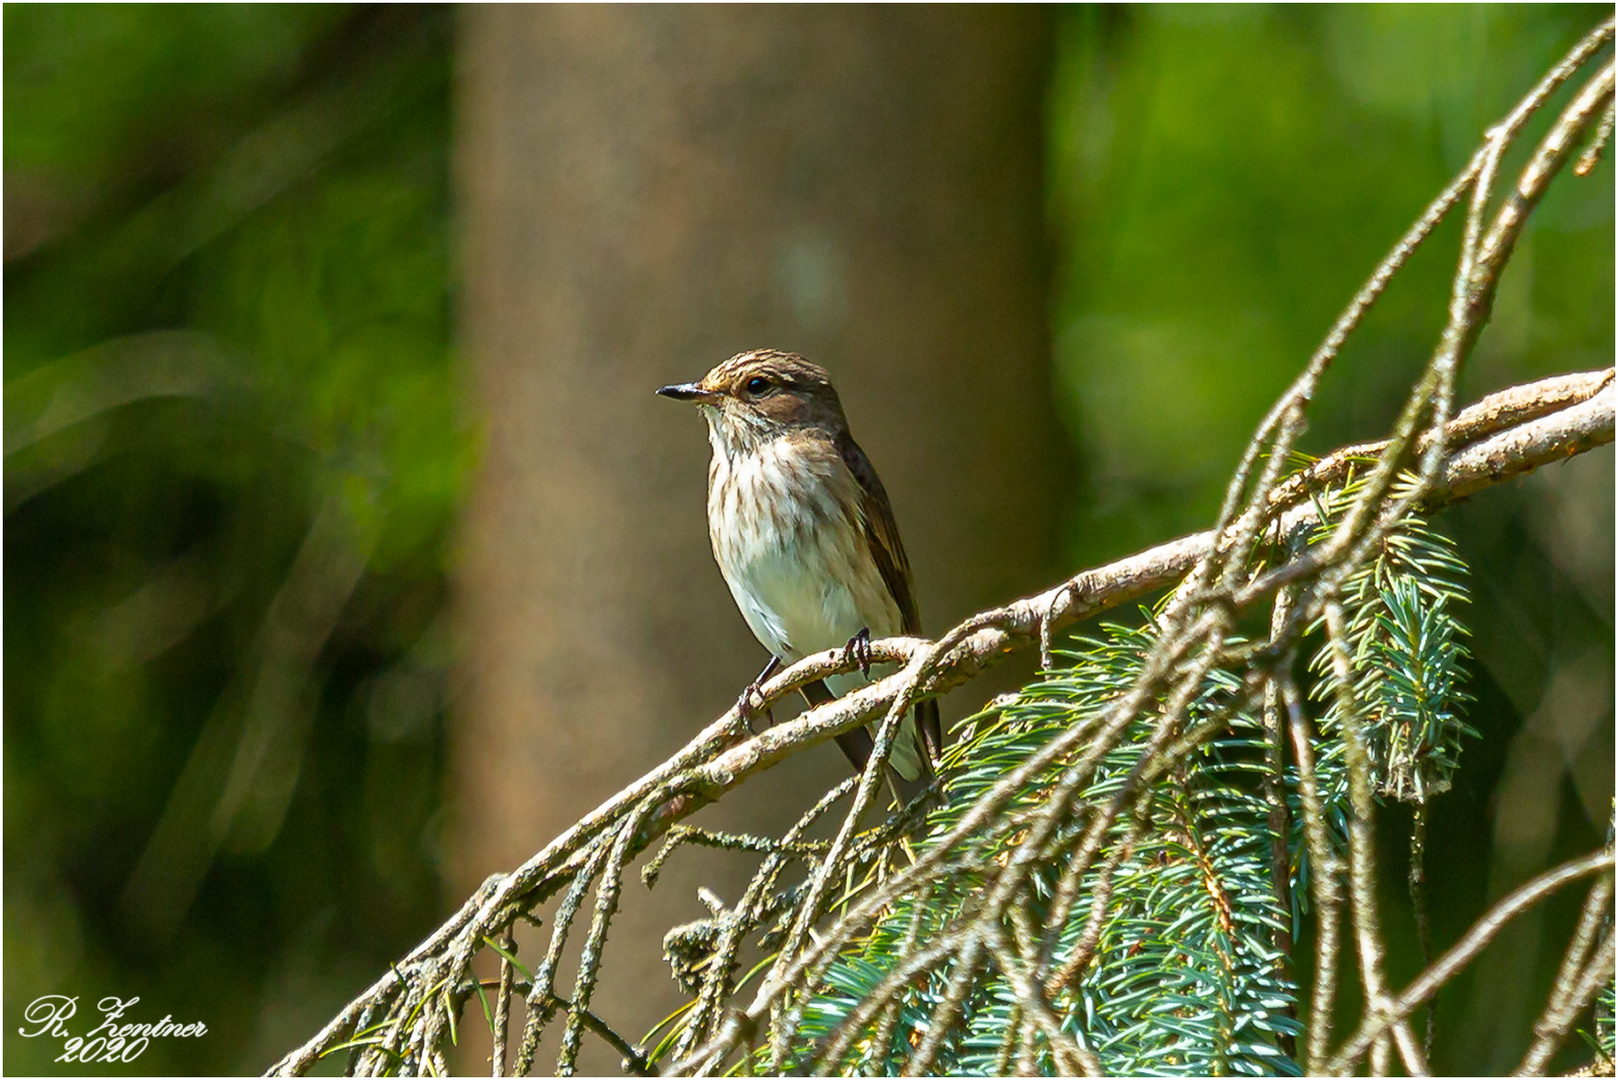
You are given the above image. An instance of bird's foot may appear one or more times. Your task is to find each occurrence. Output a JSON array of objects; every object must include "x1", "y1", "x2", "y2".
[
  {"x1": 735, "y1": 656, "x2": 781, "y2": 734},
  {"x1": 843, "y1": 627, "x2": 873, "y2": 679}
]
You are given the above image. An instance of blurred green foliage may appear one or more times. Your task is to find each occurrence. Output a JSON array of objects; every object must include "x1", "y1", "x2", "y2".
[
  {"x1": 2, "y1": 5, "x2": 1610, "y2": 1076},
  {"x1": 1051, "y1": 5, "x2": 1612, "y2": 554},
  {"x1": 6, "y1": 7, "x2": 460, "y2": 1073}
]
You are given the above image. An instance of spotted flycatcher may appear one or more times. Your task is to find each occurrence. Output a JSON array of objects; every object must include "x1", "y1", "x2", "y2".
[{"x1": 658, "y1": 349, "x2": 942, "y2": 804}]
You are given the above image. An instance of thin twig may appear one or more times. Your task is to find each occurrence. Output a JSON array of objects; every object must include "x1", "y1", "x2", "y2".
[
  {"x1": 669, "y1": 779, "x2": 856, "y2": 1062},
  {"x1": 1409, "y1": 805, "x2": 1435, "y2": 1060},
  {"x1": 1575, "y1": 99, "x2": 1615, "y2": 175},
  {"x1": 860, "y1": 883, "x2": 934, "y2": 1074},
  {"x1": 558, "y1": 799, "x2": 656, "y2": 1075},
  {"x1": 1263, "y1": 585, "x2": 1299, "y2": 971},
  {"x1": 1326, "y1": 849, "x2": 1616, "y2": 1073},
  {"x1": 808, "y1": 917, "x2": 957, "y2": 1074},
  {"x1": 513, "y1": 837, "x2": 612, "y2": 1075},
  {"x1": 492, "y1": 929, "x2": 515, "y2": 1077},
  {"x1": 1324, "y1": 601, "x2": 1429, "y2": 1077},
  {"x1": 980, "y1": 927, "x2": 1100, "y2": 1076},
  {"x1": 903, "y1": 935, "x2": 986, "y2": 1076},
  {"x1": 1516, "y1": 870, "x2": 1617, "y2": 1075},
  {"x1": 1282, "y1": 675, "x2": 1343, "y2": 1075}
]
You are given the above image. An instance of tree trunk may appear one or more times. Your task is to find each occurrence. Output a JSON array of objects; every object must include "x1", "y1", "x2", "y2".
[{"x1": 454, "y1": 7, "x2": 1061, "y2": 1070}]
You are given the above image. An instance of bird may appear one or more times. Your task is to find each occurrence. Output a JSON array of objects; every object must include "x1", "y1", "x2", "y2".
[{"x1": 657, "y1": 349, "x2": 942, "y2": 806}]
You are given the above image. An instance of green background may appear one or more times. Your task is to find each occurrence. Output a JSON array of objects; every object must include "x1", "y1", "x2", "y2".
[{"x1": 5, "y1": 6, "x2": 1611, "y2": 1074}]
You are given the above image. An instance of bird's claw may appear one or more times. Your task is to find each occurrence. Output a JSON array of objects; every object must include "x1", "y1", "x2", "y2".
[
  {"x1": 735, "y1": 656, "x2": 780, "y2": 734},
  {"x1": 735, "y1": 684, "x2": 771, "y2": 734},
  {"x1": 843, "y1": 627, "x2": 873, "y2": 679}
]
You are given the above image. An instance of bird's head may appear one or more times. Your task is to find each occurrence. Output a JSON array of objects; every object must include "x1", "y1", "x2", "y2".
[{"x1": 657, "y1": 349, "x2": 848, "y2": 453}]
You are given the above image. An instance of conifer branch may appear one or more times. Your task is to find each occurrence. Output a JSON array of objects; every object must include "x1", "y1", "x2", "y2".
[
  {"x1": 269, "y1": 18, "x2": 1614, "y2": 1076},
  {"x1": 268, "y1": 369, "x2": 1613, "y2": 1079}
]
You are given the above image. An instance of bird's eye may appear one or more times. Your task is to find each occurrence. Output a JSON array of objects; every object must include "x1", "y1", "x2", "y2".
[{"x1": 745, "y1": 376, "x2": 771, "y2": 394}]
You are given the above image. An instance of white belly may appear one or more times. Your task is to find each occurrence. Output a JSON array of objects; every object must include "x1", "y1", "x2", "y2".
[{"x1": 708, "y1": 439, "x2": 901, "y2": 662}]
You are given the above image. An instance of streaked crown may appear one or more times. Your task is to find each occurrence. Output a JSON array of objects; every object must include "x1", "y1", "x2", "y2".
[{"x1": 658, "y1": 350, "x2": 850, "y2": 445}]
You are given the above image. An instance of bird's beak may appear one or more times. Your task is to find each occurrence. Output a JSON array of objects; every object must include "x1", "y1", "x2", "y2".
[{"x1": 656, "y1": 382, "x2": 721, "y2": 404}]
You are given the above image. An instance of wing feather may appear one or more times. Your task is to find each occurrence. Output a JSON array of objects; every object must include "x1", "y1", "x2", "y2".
[
  {"x1": 836, "y1": 433, "x2": 919, "y2": 632},
  {"x1": 836, "y1": 432, "x2": 944, "y2": 767}
]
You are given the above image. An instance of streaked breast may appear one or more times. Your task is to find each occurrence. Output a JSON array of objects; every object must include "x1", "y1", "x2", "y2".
[{"x1": 707, "y1": 436, "x2": 901, "y2": 660}]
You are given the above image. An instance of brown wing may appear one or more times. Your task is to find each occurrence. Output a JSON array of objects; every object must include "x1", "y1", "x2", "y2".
[
  {"x1": 837, "y1": 433, "x2": 919, "y2": 632},
  {"x1": 837, "y1": 432, "x2": 943, "y2": 766}
]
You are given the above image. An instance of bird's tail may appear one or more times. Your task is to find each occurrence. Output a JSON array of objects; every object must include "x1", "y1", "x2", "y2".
[
  {"x1": 886, "y1": 755, "x2": 936, "y2": 811},
  {"x1": 887, "y1": 697, "x2": 942, "y2": 809},
  {"x1": 808, "y1": 679, "x2": 942, "y2": 811}
]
